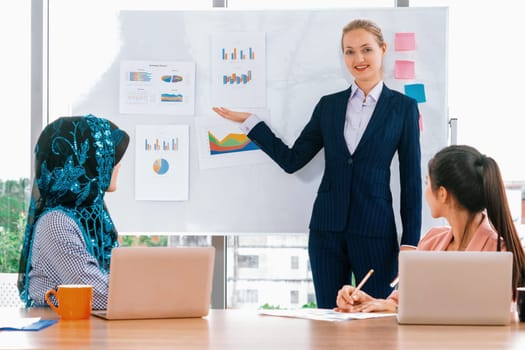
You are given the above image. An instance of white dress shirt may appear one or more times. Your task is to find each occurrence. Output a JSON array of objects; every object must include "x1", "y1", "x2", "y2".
[{"x1": 344, "y1": 81, "x2": 383, "y2": 154}]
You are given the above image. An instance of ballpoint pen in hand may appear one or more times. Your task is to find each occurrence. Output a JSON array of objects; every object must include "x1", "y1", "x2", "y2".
[
  {"x1": 351, "y1": 269, "x2": 374, "y2": 297},
  {"x1": 390, "y1": 276, "x2": 399, "y2": 288}
]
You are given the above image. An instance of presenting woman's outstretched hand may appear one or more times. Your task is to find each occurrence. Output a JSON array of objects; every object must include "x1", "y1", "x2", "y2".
[{"x1": 212, "y1": 107, "x2": 252, "y2": 123}]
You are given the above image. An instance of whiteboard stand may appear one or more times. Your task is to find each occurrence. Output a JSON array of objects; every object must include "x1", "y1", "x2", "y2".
[
  {"x1": 211, "y1": 235, "x2": 227, "y2": 309},
  {"x1": 395, "y1": 0, "x2": 410, "y2": 7},
  {"x1": 212, "y1": 0, "x2": 227, "y2": 8},
  {"x1": 211, "y1": 0, "x2": 227, "y2": 310}
]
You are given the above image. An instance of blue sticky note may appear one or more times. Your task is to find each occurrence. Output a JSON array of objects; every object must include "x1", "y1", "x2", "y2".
[{"x1": 404, "y1": 83, "x2": 426, "y2": 103}]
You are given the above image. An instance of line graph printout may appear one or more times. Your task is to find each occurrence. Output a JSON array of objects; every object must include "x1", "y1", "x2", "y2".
[
  {"x1": 120, "y1": 60, "x2": 195, "y2": 115},
  {"x1": 211, "y1": 32, "x2": 266, "y2": 108},
  {"x1": 195, "y1": 117, "x2": 269, "y2": 169},
  {"x1": 135, "y1": 124, "x2": 189, "y2": 201}
]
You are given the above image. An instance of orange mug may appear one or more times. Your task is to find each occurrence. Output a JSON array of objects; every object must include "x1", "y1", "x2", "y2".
[{"x1": 45, "y1": 284, "x2": 93, "y2": 320}]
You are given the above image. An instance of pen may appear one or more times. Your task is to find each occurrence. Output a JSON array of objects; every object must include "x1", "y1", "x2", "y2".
[
  {"x1": 352, "y1": 269, "x2": 374, "y2": 296},
  {"x1": 390, "y1": 276, "x2": 399, "y2": 288}
]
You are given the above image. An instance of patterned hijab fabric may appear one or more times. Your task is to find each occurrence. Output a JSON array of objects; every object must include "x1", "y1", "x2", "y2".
[{"x1": 18, "y1": 115, "x2": 129, "y2": 304}]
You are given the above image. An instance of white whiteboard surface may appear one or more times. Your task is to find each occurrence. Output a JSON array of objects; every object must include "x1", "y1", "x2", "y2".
[{"x1": 73, "y1": 8, "x2": 448, "y2": 234}]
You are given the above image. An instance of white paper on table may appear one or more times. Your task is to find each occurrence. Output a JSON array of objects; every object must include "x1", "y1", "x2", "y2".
[{"x1": 258, "y1": 308, "x2": 396, "y2": 322}]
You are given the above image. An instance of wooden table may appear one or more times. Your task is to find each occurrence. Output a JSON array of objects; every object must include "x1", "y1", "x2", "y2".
[{"x1": 1, "y1": 308, "x2": 525, "y2": 349}]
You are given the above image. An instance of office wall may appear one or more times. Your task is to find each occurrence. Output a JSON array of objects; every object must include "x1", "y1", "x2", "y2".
[{"x1": 71, "y1": 7, "x2": 448, "y2": 234}]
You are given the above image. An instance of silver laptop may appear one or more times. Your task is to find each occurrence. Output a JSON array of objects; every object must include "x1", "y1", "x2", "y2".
[
  {"x1": 397, "y1": 250, "x2": 513, "y2": 325},
  {"x1": 92, "y1": 246, "x2": 215, "y2": 320}
]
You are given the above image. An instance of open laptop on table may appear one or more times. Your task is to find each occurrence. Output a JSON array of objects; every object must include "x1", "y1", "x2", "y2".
[
  {"x1": 92, "y1": 246, "x2": 215, "y2": 320},
  {"x1": 397, "y1": 250, "x2": 513, "y2": 325}
]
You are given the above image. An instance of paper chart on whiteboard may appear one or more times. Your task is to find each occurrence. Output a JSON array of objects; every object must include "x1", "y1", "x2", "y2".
[{"x1": 135, "y1": 124, "x2": 189, "y2": 201}]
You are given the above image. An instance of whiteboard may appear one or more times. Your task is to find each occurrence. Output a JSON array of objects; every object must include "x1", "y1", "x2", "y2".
[{"x1": 72, "y1": 8, "x2": 448, "y2": 234}]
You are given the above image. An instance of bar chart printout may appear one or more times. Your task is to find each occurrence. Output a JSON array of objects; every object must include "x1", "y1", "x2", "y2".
[{"x1": 211, "y1": 32, "x2": 266, "y2": 108}]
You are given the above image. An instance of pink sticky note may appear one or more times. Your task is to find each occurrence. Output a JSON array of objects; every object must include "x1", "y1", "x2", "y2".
[
  {"x1": 395, "y1": 32, "x2": 416, "y2": 51},
  {"x1": 394, "y1": 60, "x2": 415, "y2": 80},
  {"x1": 419, "y1": 113, "x2": 424, "y2": 132}
]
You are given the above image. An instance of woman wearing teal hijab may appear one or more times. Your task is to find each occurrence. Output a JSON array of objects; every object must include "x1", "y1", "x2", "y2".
[{"x1": 18, "y1": 115, "x2": 129, "y2": 309}]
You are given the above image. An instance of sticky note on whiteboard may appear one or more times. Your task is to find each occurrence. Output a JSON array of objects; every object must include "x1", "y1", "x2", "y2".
[
  {"x1": 404, "y1": 83, "x2": 426, "y2": 103},
  {"x1": 394, "y1": 60, "x2": 415, "y2": 80},
  {"x1": 395, "y1": 32, "x2": 416, "y2": 51}
]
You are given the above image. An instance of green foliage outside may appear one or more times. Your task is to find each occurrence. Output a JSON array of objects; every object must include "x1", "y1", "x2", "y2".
[
  {"x1": 259, "y1": 303, "x2": 283, "y2": 310},
  {"x1": 301, "y1": 301, "x2": 317, "y2": 308},
  {"x1": 119, "y1": 235, "x2": 168, "y2": 247},
  {"x1": 259, "y1": 301, "x2": 317, "y2": 310},
  {"x1": 0, "y1": 178, "x2": 30, "y2": 273}
]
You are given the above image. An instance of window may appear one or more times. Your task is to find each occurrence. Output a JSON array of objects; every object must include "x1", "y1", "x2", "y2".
[
  {"x1": 307, "y1": 293, "x2": 316, "y2": 304},
  {"x1": 234, "y1": 289, "x2": 258, "y2": 304},
  {"x1": 0, "y1": 0, "x2": 31, "y2": 273},
  {"x1": 410, "y1": 0, "x2": 525, "y2": 239},
  {"x1": 290, "y1": 290, "x2": 299, "y2": 304}
]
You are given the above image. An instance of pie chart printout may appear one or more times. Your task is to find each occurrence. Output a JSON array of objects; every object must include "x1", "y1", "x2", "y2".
[{"x1": 153, "y1": 158, "x2": 169, "y2": 175}]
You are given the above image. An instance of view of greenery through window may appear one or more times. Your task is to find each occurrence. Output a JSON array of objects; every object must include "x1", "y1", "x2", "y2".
[
  {"x1": 0, "y1": 179, "x2": 30, "y2": 272},
  {"x1": 119, "y1": 235, "x2": 168, "y2": 247}
]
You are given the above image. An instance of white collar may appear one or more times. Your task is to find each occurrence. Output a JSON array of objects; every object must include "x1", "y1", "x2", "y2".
[{"x1": 350, "y1": 81, "x2": 383, "y2": 102}]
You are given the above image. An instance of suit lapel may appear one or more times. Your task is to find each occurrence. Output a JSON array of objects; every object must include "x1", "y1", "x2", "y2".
[
  {"x1": 335, "y1": 87, "x2": 352, "y2": 157},
  {"x1": 353, "y1": 85, "x2": 393, "y2": 155}
]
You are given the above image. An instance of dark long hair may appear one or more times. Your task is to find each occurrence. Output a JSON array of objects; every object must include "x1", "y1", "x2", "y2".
[{"x1": 428, "y1": 145, "x2": 525, "y2": 299}]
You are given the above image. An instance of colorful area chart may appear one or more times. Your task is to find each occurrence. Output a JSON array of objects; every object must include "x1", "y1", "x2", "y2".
[
  {"x1": 161, "y1": 93, "x2": 183, "y2": 102},
  {"x1": 208, "y1": 131, "x2": 259, "y2": 155}
]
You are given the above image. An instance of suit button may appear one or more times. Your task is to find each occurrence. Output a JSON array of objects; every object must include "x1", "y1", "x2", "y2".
[{"x1": 347, "y1": 158, "x2": 353, "y2": 165}]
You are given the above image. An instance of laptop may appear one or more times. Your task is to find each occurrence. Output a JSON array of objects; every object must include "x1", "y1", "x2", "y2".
[
  {"x1": 396, "y1": 250, "x2": 513, "y2": 325},
  {"x1": 92, "y1": 246, "x2": 215, "y2": 320}
]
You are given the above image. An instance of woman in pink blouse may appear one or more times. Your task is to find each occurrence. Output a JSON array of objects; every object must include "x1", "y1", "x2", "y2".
[{"x1": 336, "y1": 145, "x2": 525, "y2": 312}]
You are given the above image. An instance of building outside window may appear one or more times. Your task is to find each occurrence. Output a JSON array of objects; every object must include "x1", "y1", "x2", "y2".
[
  {"x1": 290, "y1": 290, "x2": 300, "y2": 305},
  {"x1": 238, "y1": 255, "x2": 259, "y2": 269},
  {"x1": 291, "y1": 256, "x2": 299, "y2": 270},
  {"x1": 234, "y1": 289, "x2": 258, "y2": 305}
]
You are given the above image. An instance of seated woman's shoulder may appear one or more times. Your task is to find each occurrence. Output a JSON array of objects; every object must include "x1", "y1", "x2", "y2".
[
  {"x1": 36, "y1": 209, "x2": 80, "y2": 235},
  {"x1": 426, "y1": 226, "x2": 451, "y2": 236},
  {"x1": 417, "y1": 226, "x2": 451, "y2": 249}
]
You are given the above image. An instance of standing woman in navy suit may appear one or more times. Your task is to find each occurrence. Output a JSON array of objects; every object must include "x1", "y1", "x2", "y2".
[{"x1": 213, "y1": 19, "x2": 422, "y2": 308}]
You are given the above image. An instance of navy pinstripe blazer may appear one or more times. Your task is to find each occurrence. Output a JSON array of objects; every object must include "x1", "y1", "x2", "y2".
[{"x1": 248, "y1": 85, "x2": 422, "y2": 246}]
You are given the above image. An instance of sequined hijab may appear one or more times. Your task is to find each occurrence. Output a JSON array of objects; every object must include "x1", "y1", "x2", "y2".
[{"x1": 18, "y1": 115, "x2": 129, "y2": 304}]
